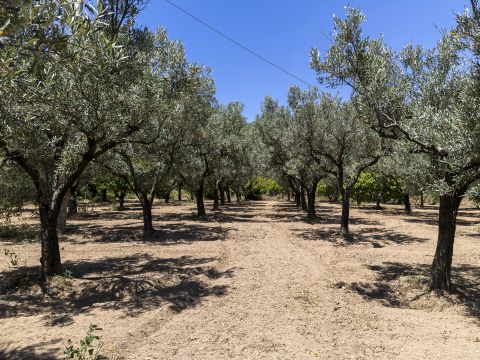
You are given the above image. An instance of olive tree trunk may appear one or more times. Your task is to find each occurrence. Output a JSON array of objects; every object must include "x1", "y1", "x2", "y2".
[
  {"x1": 375, "y1": 195, "x2": 382, "y2": 209},
  {"x1": 57, "y1": 195, "x2": 69, "y2": 233},
  {"x1": 300, "y1": 187, "x2": 307, "y2": 211},
  {"x1": 235, "y1": 189, "x2": 241, "y2": 204},
  {"x1": 218, "y1": 181, "x2": 225, "y2": 206},
  {"x1": 38, "y1": 199, "x2": 63, "y2": 281},
  {"x1": 212, "y1": 184, "x2": 220, "y2": 211},
  {"x1": 341, "y1": 190, "x2": 351, "y2": 236},
  {"x1": 196, "y1": 180, "x2": 206, "y2": 216},
  {"x1": 68, "y1": 182, "x2": 79, "y2": 217},
  {"x1": 430, "y1": 194, "x2": 462, "y2": 292},
  {"x1": 307, "y1": 181, "x2": 319, "y2": 219},
  {"x1": 140, "y1": 197, "x2": 155, "y2": 236},
  {"x1": 403, "y1": 193, "x2": 411, "y2": 213},
  {"x1": 101, "y1": 189, "x2": 107, "y2": 202},
  {"x1": 226, "y1": 187, "x2": 231, "y2": 203},
  {"x1": 118, "y1": 191, "x2": 126, "y2": 210},
  {"x1": 294, "y1": 190, "x2": 301, "y2": 207}
]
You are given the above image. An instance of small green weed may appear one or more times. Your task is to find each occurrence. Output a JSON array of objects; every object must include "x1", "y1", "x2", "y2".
[{"x1": 64, "y1": 323, "x2": 103, "y2": 360}]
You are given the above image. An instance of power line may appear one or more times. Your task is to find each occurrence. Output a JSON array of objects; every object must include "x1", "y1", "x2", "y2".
[{"x1": 163, "y1": 0, "x2": 315, "y2": 88}]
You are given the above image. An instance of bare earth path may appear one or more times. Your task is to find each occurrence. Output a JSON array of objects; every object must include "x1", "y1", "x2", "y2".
[{"x1": 1, "y1": 200, "x2": 480, "y2": 359}]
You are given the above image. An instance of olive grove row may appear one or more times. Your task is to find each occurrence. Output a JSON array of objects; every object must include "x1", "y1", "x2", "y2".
[{"x1": 1, "y1": 0, "x2": 480, "y2": 294}]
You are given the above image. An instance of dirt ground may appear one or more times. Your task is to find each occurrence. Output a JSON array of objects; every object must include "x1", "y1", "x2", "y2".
[{"x1": 0, "y1": 199, "x2": 480, "y2": 359}]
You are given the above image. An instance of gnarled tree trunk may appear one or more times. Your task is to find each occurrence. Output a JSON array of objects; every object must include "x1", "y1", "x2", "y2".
[
  {"x1": 68, "y1": 182, "x2": 79, "y2": 217},
  {"x1": 226, "y1": 187, "x2": 231, "y2": 203},
  {"x1": 218, "y1": 181, "x2": 225, "y2": 206},
  {"x1": 212, "y1": 184, "x2": 220, "y2": 211},
  {"x1": 307, "y1": 180, "x2": 319, "y2": 219},
  {"x1": 140, "y1": 197, "x2": 155, "y2": 236},
  {"x1": 341, "y1": 189, "x2": 351, "y2": 236},
  {"x1": 118, "y1": 191, "x2": 126, "y2": 210},
  {"x1": 57, "y1": 195, "x2": 69, "y2": 233},
  {"x1": 300, "y1": 187, "x2": 307, "y2": 211},
  {"x1": 403, "y1": 193, "x2": 411, "y2": 213},
  {"x1": 196, "y1": 180, "x2": 206, "y2": 216},
  {"x1": 431, "y1": 194, "x2": 462, "y2": 293},
  {"x1": 294, "y1": 190, "x2": 301, "y2": 207},
  {"x1": 375, "y1": 195, "x2": 382, "y2": 209},
  {"x1": 38, "y1": 197, "x2": 63, "y2": 281},
  {"x1": 235, "y1": 187, "x2": 241, "y2": 204}
]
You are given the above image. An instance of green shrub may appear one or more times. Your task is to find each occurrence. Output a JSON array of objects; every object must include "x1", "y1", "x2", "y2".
[
  {"x1": 245, "y1": 177, "x2": 282, "y2": 199},
  {"x1": 317, "y1": 177, "x2": 338, "y2": 201}
]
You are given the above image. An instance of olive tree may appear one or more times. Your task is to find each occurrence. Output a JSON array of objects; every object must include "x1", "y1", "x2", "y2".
[
  {"x1": 311, "y1": 6, "x2": 480, "y2": 292},
  {"x1": 305, "y1": 94, "x2": 384, "y2": 234},
  {"x1": 100, "y1": 63, "x2": 214, "y2": 235},
  {"x1": 0, "y1": 1, "x2": 189, "y2": 279},
  {"x1": 208, "y1": 102, "x2": 250, "y2": 208},
  {"x1": 256, "y1": 95, "x2": 325, "y2": 218}
]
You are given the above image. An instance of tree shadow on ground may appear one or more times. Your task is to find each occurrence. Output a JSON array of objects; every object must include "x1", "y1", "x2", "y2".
[
  {"x1": 294, "y1": 226, "x2": 428, "y2": 248},
  {"x1": 358, "y1": 205, "x2": 478, "y2": 228},
  {"x1": 0, "y1": 224, "x2": 39, "y2": 244},
  {"x1": 0, "y1": 339, "x2": 60, "y2": 360},
  {"x1": 342, "y1": 261, "x2": 480, "y2": 320},
  {"x1": 0, "y1": 254, "x2": 232, "y2": 326},
  {"x1": 64, "y1": 221, "x2": 233, "y2": 245},
  {"x1": 149, "y1": 223, "x2": 233, "y2": 245},
  {"x1": 265, "y1": 203, "x2": 334, "y2": 223},
  {"x1": 268, "y1": 203, "x2": 384, "y2": 226},
  {"x1": 158, "y1": 211, "x2": 258, "y2": 224}
]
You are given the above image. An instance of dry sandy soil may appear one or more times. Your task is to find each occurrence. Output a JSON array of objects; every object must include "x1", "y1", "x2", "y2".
[{"x1": 0, "y1": 199, "x2": 480, "y2": 359}]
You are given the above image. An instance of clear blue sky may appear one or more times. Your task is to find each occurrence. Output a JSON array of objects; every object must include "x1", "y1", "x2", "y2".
[{"x1": 137, "y1": 1, "x2": 469, "y2": 121}]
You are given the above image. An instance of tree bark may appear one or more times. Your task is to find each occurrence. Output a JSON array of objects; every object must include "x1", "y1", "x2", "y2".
[
  {"x1": 57, "y1": 195, "x2": 69, "y2": 233},
  {"x1": 226, "y1": 187, "x2": 231, "y2": 203},
  {"x1": 38, "y1": 200, "x2": 62, "y2": 281},
  {"x1": 341, "y1": 190, "x2": 351, "y2": 236},
  {"x1": 307, "y1": 181, "x2": 318, "y2": 219},
  {"x1": 431, "y1": 194, "x2": 462, "y2": 293},
  {"x1": 375, "y1": 195, "x2": 382, "y2": 209},
  {"x1": 164, "y1": 191, "x2": 170, "y2": 203},
  {"x1": 68, "y1": 183, "x2": 79, "y2": 217},
  {"x1": 235, "y1": 189, "x2": 241, "y2": 204},
  {"x1": 295, "y1": 190, "x2": 301, "y2": 207},
  {"x1": 300, "y1": 187, "x2": 307, "y2": 211},
  {"x1": 178, "y1": 183, "x2": 182, "y2": 201},
  {"x1": 141, "y1": 200, "x2": 155, "y2": 236},
  {"x1": 212, "y1": 184, "x2": 220, "y2": 211},
  {"x1": 403, "y1": 193, "x2": 411, "y2": 213},
  {"x1": 118, "y1": 191, "x2": 126, "y2": 210},
  {"x1": 218, "y1": 181, "x2": 225, "y2": 206},
  {"x1": 420, "y1": 191, "x2": 425, "y2": 208},
  {"x1": 101, "y1": 188, "x2": 107, "y2": 202},
  {"x1": 196, "y1": 180, "x2": 206, "y2": 216},
  {"x1": 190, "y1": 191, "x2": 194, "y2": 201}
]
